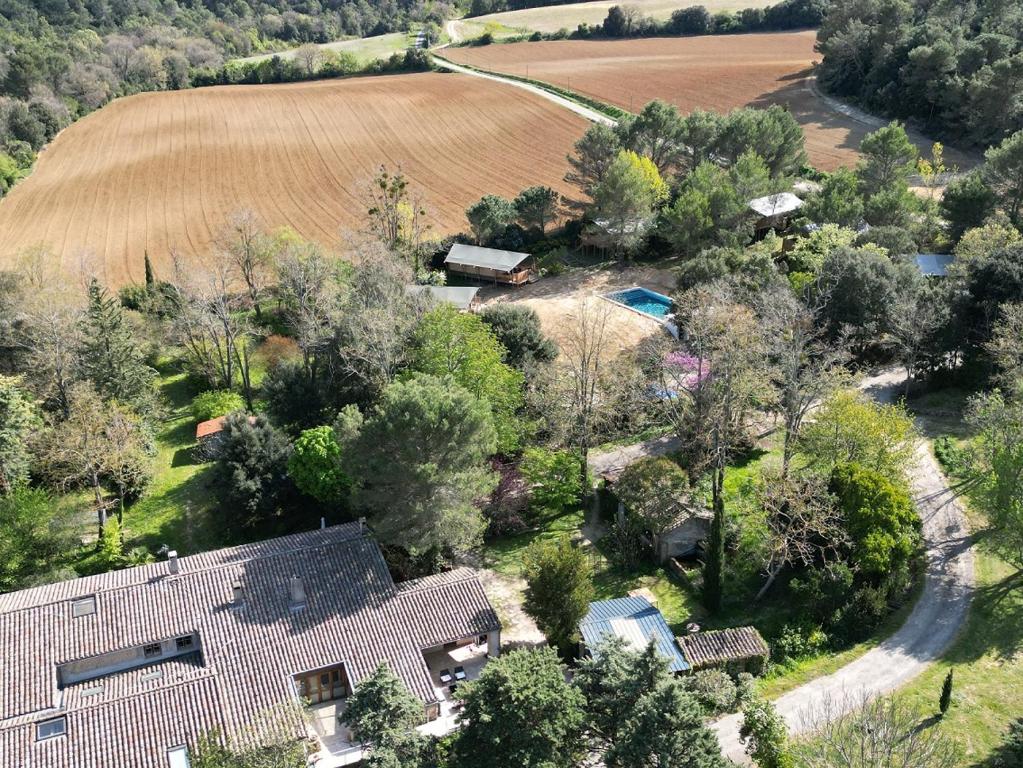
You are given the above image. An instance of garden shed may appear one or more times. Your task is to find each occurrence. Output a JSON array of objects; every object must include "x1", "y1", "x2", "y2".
[
  {"x1": 579, "y1": 596, "x2": 690, "y2": 673},
  {"x1": 678, "y1": 626, "x2": 769, "y2": 675}
]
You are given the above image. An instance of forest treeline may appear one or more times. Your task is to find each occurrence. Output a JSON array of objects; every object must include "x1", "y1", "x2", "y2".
[{"x1": 817, "y1": 0, "x2": 1023, "y2": 148}]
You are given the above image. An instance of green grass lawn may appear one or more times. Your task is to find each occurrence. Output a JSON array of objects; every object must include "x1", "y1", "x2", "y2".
[
  {"x1": 895, "y1": 539, "x2": 1023, "y2": 765},
  {"x1": 237, "y1": 32, "x2": 414, "y2": 65},
  {"x1": 120, "y1": 361, "x2": 222, "y2": 556}
]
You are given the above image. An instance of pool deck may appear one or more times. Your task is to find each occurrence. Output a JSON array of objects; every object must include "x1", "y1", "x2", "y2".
[{"x1": 600, "y1": 286, "x2": 678, "y2": 339}]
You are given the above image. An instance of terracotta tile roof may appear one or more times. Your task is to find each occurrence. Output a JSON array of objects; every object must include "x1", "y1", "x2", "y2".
[
  {"x1": 195, "y1": 416, "x2": 228, "y2": 440},
  {"x1": 677, "y1": 627, "x2": 769, "y2": 669},
  {"x1": 0, "y1": 524, "x2": 500, "y2": 767}
]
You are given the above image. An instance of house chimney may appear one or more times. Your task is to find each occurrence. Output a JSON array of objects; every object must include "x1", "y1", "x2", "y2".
[
  {"x1": 232, "y1": 579, "x2": 244, "y2": 606},
  {"x1": 167, "y1": 550, "x2": 180, "y2": 575},
  {"x1": 358, "y1": 517, "x2": 366, "y2": 534},
  {"x1": 289, "y1": 575, "x2": 306, "y2": 606},
  {"x1": 320, "y1": 517, "x2": 326, "y2": 530}
]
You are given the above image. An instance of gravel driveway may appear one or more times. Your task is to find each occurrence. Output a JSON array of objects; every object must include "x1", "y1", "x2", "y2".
[{"x1": 712, "y1": 369, "x2": 975, "y2": 763}]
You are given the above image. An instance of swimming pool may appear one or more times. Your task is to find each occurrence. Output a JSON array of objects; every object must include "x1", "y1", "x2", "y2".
[{"x1": 605, "y1": 287, "x2": 673, "y2": 320}]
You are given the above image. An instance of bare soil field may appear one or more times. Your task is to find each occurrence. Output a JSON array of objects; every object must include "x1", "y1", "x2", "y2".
[
  {"x1": 0, "y1": 72, "x2": 586, "y2": 287},
  {"x1": 445, "y1": 32, "x2": 977, "y2": 172},
  {"x1": 457, "y1": 0, "x2": 775, "y2": 37}
]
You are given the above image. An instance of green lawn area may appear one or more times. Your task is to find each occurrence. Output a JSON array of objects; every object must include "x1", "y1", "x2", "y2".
[
  {"x1": 120, "y1": 360, "x2": 221, "y2": 556},
  {"x1": 237, "y1": 32, "x2": 414, "y2": 65}
]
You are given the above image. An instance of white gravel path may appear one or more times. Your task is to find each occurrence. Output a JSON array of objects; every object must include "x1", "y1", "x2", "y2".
[{"x1": 712, "y1": 369, "x2": 975, "y2": 763}]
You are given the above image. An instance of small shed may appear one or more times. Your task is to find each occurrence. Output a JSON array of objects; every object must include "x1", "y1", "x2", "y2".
[
  {"x1": 914, "y1": 253, "x2": 954, "y2": 278},
  {"x1": 196, "y1": 415, "x2": 230, "y2": 442},
  {"x1": 748, "y1": 193, "x2": 804, "y2": 240},
  {"x1": 580, "y1": 217, "x2": 649, "y2": 253},
  {"x1": 444, "y1": 243, "x2": 533, "y2": 286},
  {"x1": 579, "y1": 596, "x2": 690, "y2": 673},
  {"x1": 195, "y1": 414, "x2": 257, "y2": 461},
  {"x1": 405, "y1": 284, "x2": 481, "y2": 311},
  {"x1": 678, "y1": 626, "x2": 769, "y2": 676},
  {"x1": 654, "y1": 507, "x2": 713, "y2": 563}
]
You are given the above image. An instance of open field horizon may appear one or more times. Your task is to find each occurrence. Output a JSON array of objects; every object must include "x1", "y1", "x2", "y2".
[
  {"x1": 457, "y1": 0, "x2": 776, "y2": 37},
  {"x1": 445, "y1": 31, "x2": 978, "y2": 171},
  {"x1": 0, "y1": 72, "x2": 586, "y2": 287}
]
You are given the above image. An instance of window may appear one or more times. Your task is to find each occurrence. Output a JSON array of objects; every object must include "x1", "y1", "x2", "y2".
[
  {"x1": 175, "y1": 635, "x2": 194, "y2": 651},
  {"x1": 71, "y1": 596, "x2": 96, "y2": 618},
  {"x1": 143, "y1": 643, "x2": 163, "y2": 659},
  {"x1": 168, "y1": 746, "x2": 191, "y2": 768},
  {"x1": 36, "y1": 717, "x2": 66, "y2": 741}
]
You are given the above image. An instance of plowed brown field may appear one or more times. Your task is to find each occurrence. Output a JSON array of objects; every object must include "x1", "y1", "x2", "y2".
[
  {"x1": 0, "y1": 72, "x2": 586, "y2": 286},
  {"x1": 444, "y1": 32, "x2": 975, "y2": 172}
]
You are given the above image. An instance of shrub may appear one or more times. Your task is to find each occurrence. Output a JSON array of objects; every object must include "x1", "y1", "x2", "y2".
[
  {"x1": 519, "y1": 447, "x2": 583, "y2": 515},
  {"x1": 834, "y1": 585, "x2": 889, "y2": 641},
  {"x1": 992, "y1": 718, "x2": 1023, "y2": 768},
  {"x1": 192, "y1": 390, "x2": 245, "y2": 422},
  {"x1": 118, "y1": 284, "x2": 150, "y2": 312},
  {"x1": 687, "y1": 668, "x2": 739, "y2": 715},
  {"x1": 774, "y1": 624, "x2": 829, "y2": 663},
  {"x1": 287, "y1": 426, "x2": 348, "y2": 505}
]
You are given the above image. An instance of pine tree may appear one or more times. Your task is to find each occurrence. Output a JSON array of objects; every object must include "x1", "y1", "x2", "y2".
[
  {"x1": 703, "y1": 492, "x2": 725, "y2": 613},
  {"x1": 939, "y1": 668, "x2": 954, "y2": 715},
  {"x1": 78, "y1": 279, "x2": 156, "y2": 411},
  {"x1": 143, "y1": 251, "x2": 155, "y2": 288}
]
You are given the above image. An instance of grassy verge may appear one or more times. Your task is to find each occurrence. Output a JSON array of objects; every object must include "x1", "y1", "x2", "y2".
[{"x1": 433, "y1": 54, "x2": 630, "y2": 121}]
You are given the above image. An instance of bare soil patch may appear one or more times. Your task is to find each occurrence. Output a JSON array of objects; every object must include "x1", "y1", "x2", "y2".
[
  {"x1": 445, "y1": 33, "x2": 976, "y2": 172},
  {"x1": 0, "y1": 72, "x2": 586, "y2": 287},
  {"x1": 481, "y1": 262, "x2": 677, "y2": 357}
]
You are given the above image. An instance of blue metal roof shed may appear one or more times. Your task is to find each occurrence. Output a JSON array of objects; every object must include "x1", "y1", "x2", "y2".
[
  {"x1": 915, "y1": 253, "x2": 954, "y2": 277},
  {"x1": 578, "y1": 596, "x2": 690, "y2": 673}
]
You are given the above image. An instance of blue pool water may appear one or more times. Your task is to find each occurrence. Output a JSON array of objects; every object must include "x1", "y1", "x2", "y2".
[{"x1": 607, "y1": 287, "x2": 673, "y2": 319}]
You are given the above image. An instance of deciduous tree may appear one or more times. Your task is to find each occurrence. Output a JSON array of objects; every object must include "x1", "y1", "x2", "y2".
[
  {"x1": 411, "y1": 304, "x2": 524, "y2": 453},
  {"x1": 0, "y1": 375, "x2": 40, "y2": 493},
  {"x1": 798, "y1": 391, "x2": 917, "y2": 483}
]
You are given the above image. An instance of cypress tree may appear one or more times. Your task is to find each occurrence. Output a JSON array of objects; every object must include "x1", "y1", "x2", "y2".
[
  {"x1": 143, "y1": 251, "x2": 155, "y2": 288},
  {"x1": 939, "y1": 668, "x2": 954, "y2": 715},
  {"x1": 78, "y1": 279, "x2": 156, "y2": 411},
  {"x1": 703, "y1": 487, "x2": 725, "y2": 613}
]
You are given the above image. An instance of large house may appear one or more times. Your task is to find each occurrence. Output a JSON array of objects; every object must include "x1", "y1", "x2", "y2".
[{"x1": 0, "y1": 523, "x2": 501, "y2": 768}]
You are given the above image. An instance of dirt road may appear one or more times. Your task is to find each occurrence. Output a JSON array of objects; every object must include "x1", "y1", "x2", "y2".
[{"x1": 712, "y1": 369, "x2": 975, "y2": 762}]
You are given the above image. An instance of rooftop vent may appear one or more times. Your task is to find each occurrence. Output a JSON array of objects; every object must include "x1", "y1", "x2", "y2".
[
  {"x1": 289, "y1": 575, "x2": 306, "y2": 607},
  {"x1": 167, "y1": 550, "x2": 180, "y2": 575}
]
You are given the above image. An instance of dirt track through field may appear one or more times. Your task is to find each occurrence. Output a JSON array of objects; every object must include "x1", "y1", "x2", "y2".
[
  {"x1": 444, "y1": 32, "x2": 976, "y2": 172},
  {"x1": 0, "y1": 72, "x2": 586, "y2": 287}
]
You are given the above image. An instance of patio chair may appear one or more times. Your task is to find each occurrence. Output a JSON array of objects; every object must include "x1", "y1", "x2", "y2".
[
  {"x1": 439, "y1": 669, "x2": 453, "y2": 684},
  {"x1": 453, "y1": 666, "x2": 466, "y2": 681}
]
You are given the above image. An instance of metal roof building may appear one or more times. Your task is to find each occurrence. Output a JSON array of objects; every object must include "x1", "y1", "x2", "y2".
[
  {"x1": 444, "y1": 243, "x2": 529, "y2": 272},
  {"x1": 748, "y1": 192, "x2": 804, "y2": 218},
  {"x1": 914, "y1": 253, "x2": 954, "y2": 277},
  {"x1": 405, "y1": 285, "x2": 481, "y2": 311},
  {"x1": 0, "y1": 524, "x2": 500, "y2": 768},
  {"x1": 578, "y1": 596, "x2": 690, "y2": 673}
]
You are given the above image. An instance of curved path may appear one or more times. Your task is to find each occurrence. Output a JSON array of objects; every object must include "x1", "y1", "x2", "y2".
[
  {"x1": 432, "y1": 53, "x2": 616, "y2": 126},
  {"x1": 712, "y1": 369, "x2": 975, "y2": 763}
]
